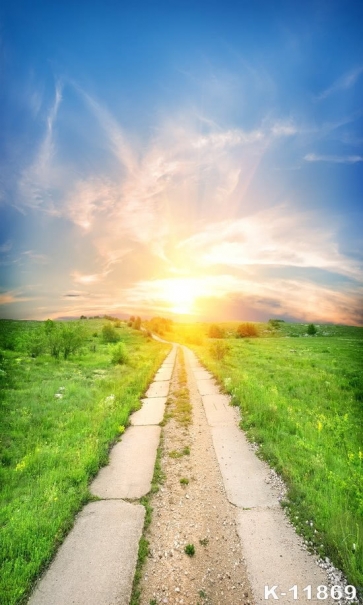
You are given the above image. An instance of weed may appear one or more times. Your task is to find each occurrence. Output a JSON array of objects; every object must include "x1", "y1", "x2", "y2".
[
  {"x1": 199, "y1": 589, "x2": 207, "y2": 598},
  {"x1": 180, "y1": 477, "x2": 189, "y2": 485},
  {"x1": 199, "y1": 537, "x2": 209, "y2": 546},
  {"x1": 169, "y1": 446, "x2": 190, "y2": 458},
  {"x1": 184, "y1": 543, "x2": 195, "y2": 556},
  {"x1": 171, "y1": 348, "x2": 192, "y2": 425}
]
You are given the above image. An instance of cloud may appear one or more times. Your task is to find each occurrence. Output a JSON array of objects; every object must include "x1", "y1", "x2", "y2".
[
  {"x1": 0, "y1": 290, "x2": 32, "y2": 305},
  {"x1": 316, "y1": 66, "x2": 363, "y2": 100},
  {"x1": 19, "y1": 81, "x2": 63, "y2": 212},
  {"x1": 178, "y1": 206, "x2": 362, "y2": 280},
  {"x1": 120, "y1": 273, "x2": 363, "y2": 326},
  {"x1": 77, "y1": 85, "x2": 137, "y2": 174},
  {"x1": 22, "y1": 250, "x2": 49, "y2": 264},
  {"x1": 0, "y1": 240, "x2": 12, "y2": 253},
  {"x1": 72, "y1": 271, "x2": 107, "y2": 285},
  {"x1": 304, "y1": 153, "x2": 363, "y2": 164}
]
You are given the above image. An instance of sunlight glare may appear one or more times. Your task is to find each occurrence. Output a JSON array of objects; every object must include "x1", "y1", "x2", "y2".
[{"x1": 162, "y1": 278, "x2": 199, "y2": 315}]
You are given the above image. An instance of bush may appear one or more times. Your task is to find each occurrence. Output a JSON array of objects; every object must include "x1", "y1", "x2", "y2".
[
  {"x1": 268, "y1": 319, "x2": 283, "y2": 330},
  {"x1": 133, "y1": 316, "x2": 141, "y2": 330},
  {"x1": 208, "y1": 324, "x2": 224, "y2": 338},
  {"x1": 148, "y1": 316, "x2": 173, "y2": 336},
  {"x1": 102, "y1": 323, "x2": 120, "y2": 343},
  {"x1": 59, "y1": 323, "x2": 86, "y2": 359},
  {"x1": 307, "y1": 323, "x2": 317, "y2": 335},
  {"x1": 236, "y1": 322, "x2": 259, "y2": 338},
  {"x1": 44, "y1": 322, "x2": 86, "y2": 359},
  {"x1": 209, "y1": 340, "x2": 230, "y2": 361},
  {"x1": 23, "y1": 329, "x2": 47, "y2": 357},
  {"x1": 111, "y1": 342, "x2": 129, "y2": 365}
]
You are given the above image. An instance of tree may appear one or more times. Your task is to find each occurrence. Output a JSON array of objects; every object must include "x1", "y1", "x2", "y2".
[{"x1": 307, "y1": 323, "x2": 317, "y2": 335}]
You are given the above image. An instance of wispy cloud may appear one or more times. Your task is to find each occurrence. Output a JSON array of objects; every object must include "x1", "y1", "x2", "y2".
[
  {"x1": 316, "y1": 66, "x2": 363, "y2": 100},
  {"x1": 304, "y1": 153, "x2": 363, "y2": 164},
  {"x1": 22, "y1": 250, "x2": 49, "y2": 264},
  {"x1": 19, "y1": 81, "x2": 63, "y2": 212},
  {"x1": 77, "y1": 85, "x2": 137, "y2": 174}
]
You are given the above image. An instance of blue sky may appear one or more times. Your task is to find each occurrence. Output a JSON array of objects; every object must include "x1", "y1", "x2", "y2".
[{"x1": 1, "y1": 0, "x2": 362, "y2": 324}]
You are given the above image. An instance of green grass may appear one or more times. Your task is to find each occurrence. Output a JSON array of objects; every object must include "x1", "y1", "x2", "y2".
[
  {"x1": 172, "y1": 348, "x2": 192, "y2": 425},
  {"x1": 130, "y1": 439, "x2": 166, "y2": 605},
  {"x1": 168, "y1": 446, "x2": 190, "y2": 458},
  {"x1": 188, "y1": 322, "x2": 363, "y2": 588},
  {"x1": 184, "y1": 543, "x2": 195, "y2": 556},
  {"x1": 0, "y1": 319, "x2": 170, "y2": 605}
]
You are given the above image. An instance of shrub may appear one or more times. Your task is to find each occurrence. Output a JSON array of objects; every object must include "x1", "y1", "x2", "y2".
[
  {"x1": 208, "y1": 324, "x2": 224, "y2": 338},
  {"x1": 307, "y1": 323, "x2": 317, "y2": 335},
  {"x1": 59, "y1": 323, "x2": 87, "y2": 359},
  {"x1": 268, "y1": 319, "x2": 282, "y2": 330},
  {"x1": 133, "y1": 316, "x2": 141, "y2": 330},
  {"x1": 148, "y1": 317, "x2": 173, "y2": 336},
  {"x1": 102, "y1": 323, "x2": 120, "y2": 343},
  {"x1": 23, "y1": 329, "x2": 47, "y2": 357},
  {"x1": 209, "y1": 340, "x2": 230, "y2": 360},
  {"x1": 111, "y1": 342, "x2": 129, "y2": 365},
  {"x1": 236, "y1": 322, "x2": 259, "y2": 338}
]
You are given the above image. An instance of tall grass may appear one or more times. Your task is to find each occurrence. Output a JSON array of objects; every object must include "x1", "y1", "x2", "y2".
[{"x1": 0, "y1": 319, "x2": 170, "y2": 605}]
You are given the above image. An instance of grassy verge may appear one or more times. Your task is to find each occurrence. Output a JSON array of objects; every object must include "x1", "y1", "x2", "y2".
[
  {"x1": 130, "y1": 390, "x2": 169, "y2": 605},
  {"x1": 0, "y1": 319, "x2": 170, "y2": 605},
  {"x1": 130, "y1": 437, "x2": 166, "y2": 605},
  {"x1": 172, "y1": 348, "x2": 192, "y2": 426},
  {"x1": 185, "y1": 324, "x2": 363, "y2": 589}
]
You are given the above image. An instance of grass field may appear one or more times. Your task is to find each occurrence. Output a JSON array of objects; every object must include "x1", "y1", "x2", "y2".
[
  {"x1": 0, "y1": 318, "x2": 170, "y2": 605},
  {"x1": 172, "y1": 321, "x2": 363, "y2": 590}
]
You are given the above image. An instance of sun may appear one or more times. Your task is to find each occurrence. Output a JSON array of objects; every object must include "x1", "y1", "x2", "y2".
[{"x1": 162, "y1": 278, "x2": 199, "y2": 315}]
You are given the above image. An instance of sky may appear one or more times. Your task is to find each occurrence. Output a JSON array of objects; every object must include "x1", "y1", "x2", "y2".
[{"x1": 0, "y1": 0, "x2": 362, "y2": 325}]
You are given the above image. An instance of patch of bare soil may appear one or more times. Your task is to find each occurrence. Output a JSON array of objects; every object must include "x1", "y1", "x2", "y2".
[{"x1": 139, "y1": 347, "x2": 253, "y2": 605}]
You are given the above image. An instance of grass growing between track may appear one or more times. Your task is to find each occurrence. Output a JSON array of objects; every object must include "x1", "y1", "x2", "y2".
[
  {"x1": 183, "y1": 323, "x2": 363, "y2": 589},
  {"x1": 0, "y1": 319, "x2": 170, "y2": 605}
]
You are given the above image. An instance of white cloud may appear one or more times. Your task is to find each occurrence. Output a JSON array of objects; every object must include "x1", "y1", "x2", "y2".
[
  {"x1": 304, "y1": 153, "x2": 363, "y2": 164},
  {"x1": 72, "y1": 271, "x2": 108, "y2": 285},
  {"x1": 178, "y1": 206, "x2": 362, "y2": 280}
]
